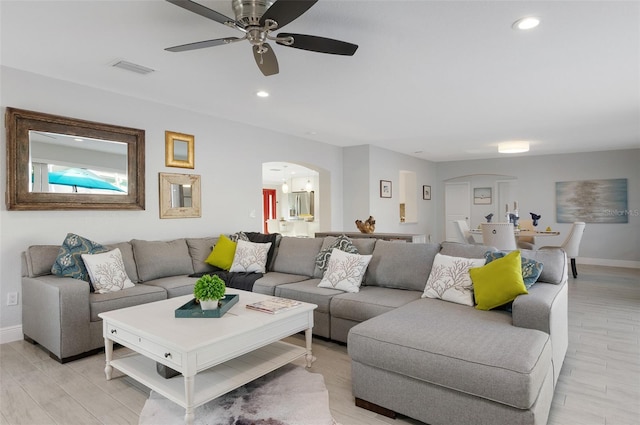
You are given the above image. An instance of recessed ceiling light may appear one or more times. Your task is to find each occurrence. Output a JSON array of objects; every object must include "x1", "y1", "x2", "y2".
[
  {"x1": 498, "y1": 141, "x2": 530, "y2": 154},
  {"x1": 512, "y1": 17, "x2": 540, "y2": 31},
  {"x1": 74, "y1": 138, "x2": 84, "y2": 142},
  {"x1": 256, "y1": 90, "x2": 269, "y2": 98}
]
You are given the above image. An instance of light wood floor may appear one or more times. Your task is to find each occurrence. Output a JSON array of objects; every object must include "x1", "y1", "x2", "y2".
[{"x1": 1, "y1": 264, "x2": 638, "y2": 425}]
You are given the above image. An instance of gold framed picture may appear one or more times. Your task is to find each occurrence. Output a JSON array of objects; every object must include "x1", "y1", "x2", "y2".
[{"x1": 165, "y1": 131, "x2": 194, "y2": 169}]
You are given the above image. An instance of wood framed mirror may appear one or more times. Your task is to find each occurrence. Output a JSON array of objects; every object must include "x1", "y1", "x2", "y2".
[
  {"x1": 159, "y1": 172, "x2": 201, "y2": 219},
  {"x1": 5, "y1": 107, "x2": 145, "y2": 210}
]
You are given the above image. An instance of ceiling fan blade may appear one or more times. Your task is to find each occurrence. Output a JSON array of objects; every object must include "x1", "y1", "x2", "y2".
[
  {"x1": 260, "y1": 0, "x2": 318, "y2": 29},
  {"x1": 276, "y1": 33, "x2": 358, "y2": 55},
  {"x1": 252, "y1": 44, "x2": 279, "y2": 76},
  {"x1": 165, "y1": 37, "x2": 242, "y2": 52},
  {"x1": 166, "y1": 0, "x2": 236, "y2": 26}
]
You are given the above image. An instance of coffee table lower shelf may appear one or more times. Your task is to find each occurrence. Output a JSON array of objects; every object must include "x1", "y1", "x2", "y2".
[{"x1": 110, "y1": 341, "x2": 307, "y2": 409}]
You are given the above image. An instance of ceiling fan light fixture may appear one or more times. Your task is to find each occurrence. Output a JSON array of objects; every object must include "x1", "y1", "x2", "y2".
[
  {"x1": 498, "y1": 141, "x2": 530, "y2": 154},
  {"x1": 512, "y1": 17, "x2": 540, "y2": 30}
]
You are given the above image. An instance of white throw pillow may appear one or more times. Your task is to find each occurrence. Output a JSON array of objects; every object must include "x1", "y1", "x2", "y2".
[
  {"x1": 230, "y1": 240, "x2": 272, "y2": 273},
  {"x1": 422, "y1": 253, "x2": 486, "y2": 306},
  {"x1": 81, "y1": 248, "x2": 135, "y2": 294},
  {"x1": 317, "y1": 249, "x2": 372, "y2": 293}
]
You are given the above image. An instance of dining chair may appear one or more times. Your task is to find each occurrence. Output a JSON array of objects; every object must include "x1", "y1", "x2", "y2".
[
  {"x1": 540, "y1": 222, "x2": 586, "y2": 278},
  {"x1": 517, "y1": 218, "x2": 536, "y2": 250},
  {"x1": 454, "y1": 220, "x2": 477, "y2": 244},
  {"x1": 266, "y1": 219, "x2": 280, "y2": 235},
  {"x1": 481, "y1": 223, "x2": 517, "y2": 251}
]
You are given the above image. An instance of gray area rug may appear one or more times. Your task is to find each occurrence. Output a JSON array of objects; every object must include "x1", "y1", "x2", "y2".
[{"x1": 139, "y1": 364, "x2": 338, "y2": 425}]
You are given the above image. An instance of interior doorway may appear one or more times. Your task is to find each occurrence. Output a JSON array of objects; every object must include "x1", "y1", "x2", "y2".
[
  {"x1": 444, "y1": 182, "x2": 471, "y2": 242},
  {"x1": 262, "y1": 189, "x2": 277, "y2": 233}
]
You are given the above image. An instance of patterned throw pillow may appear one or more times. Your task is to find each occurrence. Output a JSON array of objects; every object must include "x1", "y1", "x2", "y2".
[
  {"x1": 484, "y1": 251, "x2": 543, "y2": 289},
  {"x1": 317, "y1": 249, "x2": 372, "y2": 293},
  {"x1": 422, "y1": 253, "x2": 486, "y2": 306},
  {"x1": 229, "y1": 231, "x2": 250, "y2": 242},
  {"x1": 315, "y1": 235, "x2": 359, "y2": 272},
  {"x1": 229, "y1": 240, "x2": 272, "y2": 273},
  {"x1": 51, "y1": 233, "x2": 109, "y2": 290},
  {"x1": 81, "y1": 248, "x2": 135, "y2": 294}
]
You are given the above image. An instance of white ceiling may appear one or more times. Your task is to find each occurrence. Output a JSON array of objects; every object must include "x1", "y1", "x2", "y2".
[{"x1": 1, "y1": 1, "x2": 638, "y2": 162}]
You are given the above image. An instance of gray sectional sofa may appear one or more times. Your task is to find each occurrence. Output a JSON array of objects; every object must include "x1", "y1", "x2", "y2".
[{"x1": 21, "y1": 234, "x2": 568, "y2": 425}]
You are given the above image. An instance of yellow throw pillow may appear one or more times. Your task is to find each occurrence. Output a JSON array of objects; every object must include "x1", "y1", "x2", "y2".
[
  {"x1": 205, "y1": 234, "x2": 237, "y2": 271},
  {"x1": 469, "y1": 250, "x2": 528, "y2": 311}
]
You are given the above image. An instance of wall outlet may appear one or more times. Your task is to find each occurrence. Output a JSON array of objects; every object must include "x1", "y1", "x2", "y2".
[{"x1": 6, "y1": 292, "x2": 18, "y2": 306}]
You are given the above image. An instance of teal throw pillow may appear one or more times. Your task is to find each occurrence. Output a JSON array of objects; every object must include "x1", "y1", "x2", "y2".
[
  {"x1": 51, "y1": 233, "x2": 109, "y2": 291},
  {"x1": 484, "y1": 250, "x2": 543, "y2": 289}
]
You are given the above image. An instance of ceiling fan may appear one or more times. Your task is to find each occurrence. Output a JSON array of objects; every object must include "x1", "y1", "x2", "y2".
[{"x1": 165, "y1": 0, "x2": 358, "y2": 76}]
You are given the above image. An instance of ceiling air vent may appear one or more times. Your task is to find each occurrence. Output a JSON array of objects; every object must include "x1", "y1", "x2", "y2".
[{"x1": 112, "y1": 60, "x2": 155, "y2": 75}]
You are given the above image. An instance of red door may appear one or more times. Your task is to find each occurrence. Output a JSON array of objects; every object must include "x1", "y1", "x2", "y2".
[{"x1": 262, "y1": 189, "x2": 277, "y2": 233}]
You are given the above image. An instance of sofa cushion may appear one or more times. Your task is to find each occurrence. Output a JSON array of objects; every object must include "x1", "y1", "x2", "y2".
[
  {"x1": 440, "y1": 241, "x2": 498, "y2": 258},
  {"x1": 252, "y1": 272, "x2": 312, "y2": 296},
  {"x1": 89, "y1": 284, "x2": 167, "y2": 321},
  {"x1": 422, "y1": 253, "x2": 486, "y2": 306},
  {"x1": 51, "y1": 233, "x2": 109, "y2": 289},
  {"x1": 330, "y1": 286, "x2": 422, "y2": 323},
  {"x1": 471, "y1": 250, "x2": 528, "y2": 310},
  {"x1": 272, "y1": 237, "x2": 323, "y2": 277},
  {"x1": 205, "y1": 235, "x2": 237, "y2": 271},
  {"x1": 81, "y1": 248, "x2": 135, "y2": 294},
  {"x1": 521, "y1": 248, "x2": 566, "y2": 284},
  {"x1": 131, "y1": 239, "x2": 194, "y2": 282},
  {"x1": 142, "y1": 275, "x2": 198, "y2": 298},
  {"x1": 23, "y1": 245, "x2": 60, "y2": 277},
  {"x1": 318, "y1": 249, "x2": 372, "y2": 293},
  {"x1": 105, "y1": 242, "x2": 139, "y2": 283},
  {"x1": 230, "y1": 240, "x2": 272, "y2": 273},
  {"x1": 274, "y1": 279, "x2": 341, "y2": 314},
  {"x1": 485, "y1": 250, "x2": 543, "y2": 289},
  {"x1": 365, "y1": 241, "x2": 440, "y2": 291},
  {"x1": 186, "y1": 237, "x2": 219, "y2": 274},
  {"x1": 348, "y1": 298, "x2": 552, "y2": 410}
]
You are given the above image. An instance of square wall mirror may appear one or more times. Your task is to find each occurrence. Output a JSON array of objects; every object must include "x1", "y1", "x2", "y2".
[
  {"x1": 165, "y1": 131, "x2": 194, "y2": 169},
  {"x1": 159, "y1": 172, "x2": 201, "y2": 218}
]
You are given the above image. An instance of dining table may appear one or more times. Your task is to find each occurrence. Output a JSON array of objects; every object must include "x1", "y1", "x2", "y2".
[{"x1": 469, "y1": 229, "x2": 560, "y2": 238}]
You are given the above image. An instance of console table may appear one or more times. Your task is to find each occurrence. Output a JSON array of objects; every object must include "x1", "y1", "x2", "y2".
[{"x1": 315, "y1": 231, "x2": 428, "y2": 243}]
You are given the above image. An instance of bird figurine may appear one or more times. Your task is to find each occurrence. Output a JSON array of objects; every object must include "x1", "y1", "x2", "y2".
[
  {"x1": 530, "y1": 212, "x2": 541, "y2": 227},
  {"x1": 355, "y1": 216, "x2": 376, "y2": 234},
  {"x1": 485, "y1": 213, "x2": 494, "y2": 223}
]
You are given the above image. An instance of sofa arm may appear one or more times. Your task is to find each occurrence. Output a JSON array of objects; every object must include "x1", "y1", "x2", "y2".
[
  {"x1": 512, "y1": 281, "x2": 568, "y2": 385},
  {"x1": 22, "y1": 275, "x2": 91, "y2": 361}
]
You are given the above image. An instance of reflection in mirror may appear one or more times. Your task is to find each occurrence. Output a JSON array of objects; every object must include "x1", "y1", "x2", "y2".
[
  {"x1": 170, "y1": 183, "x2": 192, "y2": 207},
  {"x1": 288, "y1": 191, "x2": 314, "y2": 219},
  {"x1": 5, "y1": 107, "x2": 145, "y2": 210},
  {"x1": 29, "y1": 131, "x2": 128, "y2": 194},
  {"x1": 173, "y1": 140, "x2": 189, "y2": 162}
]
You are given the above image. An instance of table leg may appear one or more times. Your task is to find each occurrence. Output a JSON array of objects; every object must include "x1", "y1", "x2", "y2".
[
  {"x1": 184, "y1": 375, "x2": 195, "y2": 425},
  {"x1": 104, "y1": 338, "x2": 113, "y2": 380},
  {"x1": 305, "y1": 328, "x2": 315, "y2": 368}
]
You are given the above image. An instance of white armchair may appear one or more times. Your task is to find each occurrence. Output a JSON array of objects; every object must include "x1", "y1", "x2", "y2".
[{"x1": 541, "y1": 222, "x2": 586, "y2": 278}]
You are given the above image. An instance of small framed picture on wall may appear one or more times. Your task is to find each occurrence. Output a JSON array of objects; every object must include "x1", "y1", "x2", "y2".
[
  {"x1": 423, "y1": 185, "x2": 431, "y2": 200},
  {"x1": 380, "y1": 180, "x2": 392, "y2": 198},
  {"x1": 473, "y1": 187, "x2": 492, "y2": 204}
]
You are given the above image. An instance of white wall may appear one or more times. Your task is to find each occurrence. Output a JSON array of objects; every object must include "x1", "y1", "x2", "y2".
[
  {"x1": 342, "y1": 145, "x2": 437, "y2": 238},
  {"x1": 0, "y1": 67, "x2": 344, "y2": 334},
  {"x1": 435, "y1": 150, "x2": 640, "y2": 266}
]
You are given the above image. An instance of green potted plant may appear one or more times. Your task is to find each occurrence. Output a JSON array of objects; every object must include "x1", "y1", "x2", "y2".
[{"x1": 194, "y1": 274, "x2": 226, "y2": 310}]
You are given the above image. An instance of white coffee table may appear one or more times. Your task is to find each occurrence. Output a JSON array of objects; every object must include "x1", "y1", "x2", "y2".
[{"x1": 99, "y1": 288, "x2": 316, "y2": 424}]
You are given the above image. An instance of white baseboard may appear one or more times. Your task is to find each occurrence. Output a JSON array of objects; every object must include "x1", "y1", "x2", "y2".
[
  {"x1": 578, "y1": 257, "x2": 640, "y2": 269},
  {"x1": 0, "y1": 325, "x2": 23, "y2": 344}
]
